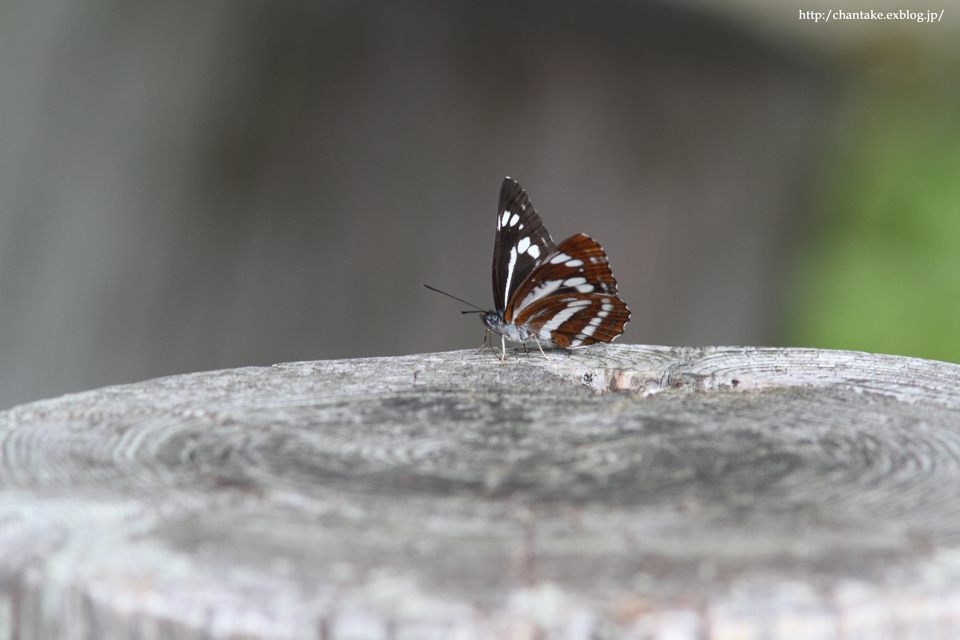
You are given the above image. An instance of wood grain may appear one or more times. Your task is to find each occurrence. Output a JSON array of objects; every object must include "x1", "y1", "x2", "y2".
[{"x1": 3, "y1": 344, "x2": 960, "y2": 638}]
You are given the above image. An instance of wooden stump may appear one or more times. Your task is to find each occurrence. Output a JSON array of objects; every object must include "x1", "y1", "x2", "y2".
[{"x1": 3, "y1": 345, "x2": 960, "y2": 639}]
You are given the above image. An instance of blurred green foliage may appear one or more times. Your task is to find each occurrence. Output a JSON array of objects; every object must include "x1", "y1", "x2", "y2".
[{"x1": 784, "y1": 45, "x2": 960, "y2": 363}]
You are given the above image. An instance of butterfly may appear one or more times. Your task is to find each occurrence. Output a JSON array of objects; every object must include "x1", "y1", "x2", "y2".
[{"x1": 425, "y1": 177, "x2": 630, "y2": 360}]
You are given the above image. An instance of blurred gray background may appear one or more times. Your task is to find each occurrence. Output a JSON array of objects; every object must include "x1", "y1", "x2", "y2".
[{"x1": 1, "y1": 0, "x2": 953, "y2": 410}]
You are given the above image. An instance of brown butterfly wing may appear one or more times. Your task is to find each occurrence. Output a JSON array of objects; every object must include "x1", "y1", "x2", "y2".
[{"x1": 508, "y1": 234, "x2": 630, "y2": 346}]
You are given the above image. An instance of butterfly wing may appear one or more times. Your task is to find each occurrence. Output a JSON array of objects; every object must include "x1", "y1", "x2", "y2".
[
  {"x1": 508, "y1": 234, "x2": 630, "y2": 347},
  {"x1": 492, "y1": 177, "x2": 556, "y2": 312},
  {"x1": 517, "y1": 294, "x2": 631, "y2": 347}
]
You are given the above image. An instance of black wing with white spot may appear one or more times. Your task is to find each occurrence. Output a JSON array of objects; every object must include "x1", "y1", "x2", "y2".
[{"x1": 492, "y1": 177, "x2": 556, "y2": 312}]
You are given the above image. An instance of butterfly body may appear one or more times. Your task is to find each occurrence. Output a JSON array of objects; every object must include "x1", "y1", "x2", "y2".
[
  {"x1": 479, "y1": 178, "x2": 630, "y2": 358},
  {"x1": 481, "y1": 309, "x2": 532, "y2": 345}
]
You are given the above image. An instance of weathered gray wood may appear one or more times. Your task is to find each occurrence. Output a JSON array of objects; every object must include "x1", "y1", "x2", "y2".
[{"x1": 3, "y1": 344, "x2": 960, "y2": 639}]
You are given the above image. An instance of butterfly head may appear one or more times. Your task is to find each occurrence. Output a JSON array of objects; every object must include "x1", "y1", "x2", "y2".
[
  {"x1": 481, "y1": 308, "x2": 536, "y2": 345},
  {"x1": 480, "y1": 309, "x2": 504, "y2": 333}
]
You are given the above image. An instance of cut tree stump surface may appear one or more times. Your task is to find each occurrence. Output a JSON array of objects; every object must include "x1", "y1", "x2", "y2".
[{"x1": 4, "y1": 344, "x2": 960, "y2": 638}]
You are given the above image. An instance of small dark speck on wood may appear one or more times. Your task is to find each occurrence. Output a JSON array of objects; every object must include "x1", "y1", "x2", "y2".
[{"x1": 4, "y1": 344, "x2": 960, "y2": 638}]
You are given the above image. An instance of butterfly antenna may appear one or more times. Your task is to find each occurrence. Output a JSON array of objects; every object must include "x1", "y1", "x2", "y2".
[{"x1": 422, "y1": 284, "x2": 486, "y2": 314}]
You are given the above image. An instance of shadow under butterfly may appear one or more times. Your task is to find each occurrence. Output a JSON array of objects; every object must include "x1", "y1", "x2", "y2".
[{"x1": 425, "y1": 177, "x2": 631, "y2": 361}]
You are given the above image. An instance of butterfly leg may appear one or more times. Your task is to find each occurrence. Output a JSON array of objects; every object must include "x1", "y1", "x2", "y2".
[
  {"x1": 475, "y1": 330, "x2": 490, "y2": 355},
  {"x1": 532, "y1": 336, "x2": 555, "y2": 361},
  {"x1": 499, "y1": 334, "x2": 507, "y2": 363}
]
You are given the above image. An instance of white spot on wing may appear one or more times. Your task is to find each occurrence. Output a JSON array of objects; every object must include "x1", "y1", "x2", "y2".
[
  {"x1": 565, "y1": 259, "x2": 584, "y2": 267},
  {"x1": 539, "y1": 298, "x2": 590, "y2": 338},
  {"x1": 509, "y1": 213, "x2": 519, "y2": 227},
  {"x1": 549, "y1": 253, "x2": 571, "y2": 264},
  {"x1": 539, "y1": 303, "x2": 581, "y2": 338},
  {"x1": 517, "y1": 279, "x2": 562, "y2": 310},
  {"x1": 539, "y1": 300, "x2": 590, "y2": 346},
  {"x1": 517, "y1": 237, "x2": 531, "y2": 253},
  {"x1": 527, "y1": 244, "x2": 540, "y2": 258},
  {"x1": 504, "y1": 247, "x2": 518, "y2": 304},
  {"x1": 576, "y1": 284, "x2": 594, "y2": 293},
  {"x1": 501, "y1": 211, "x2": 511, "y2": 228},
  {"x1": 563, "y1": 277, "x2": 587, "y2": 287}
]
